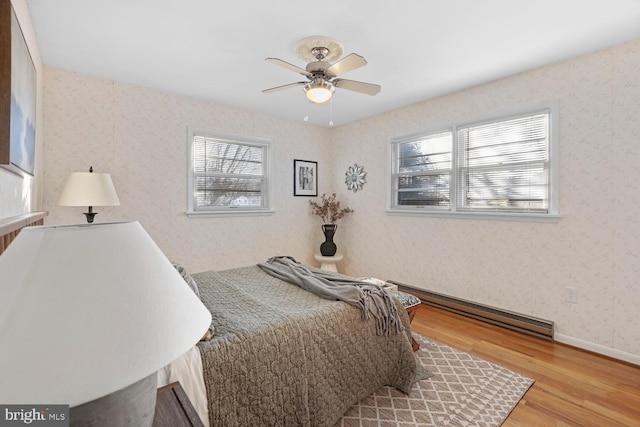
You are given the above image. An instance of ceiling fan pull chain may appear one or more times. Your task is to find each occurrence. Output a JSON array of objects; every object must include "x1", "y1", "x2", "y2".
[{"x1": 329, "y1": 98, "x2": 334, "y2": 127}]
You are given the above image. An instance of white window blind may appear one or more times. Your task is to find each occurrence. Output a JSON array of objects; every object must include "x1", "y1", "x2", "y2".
[
  {"x1": 188, "y1": 129, "x2": 271, "y2": 214},
  {"x1": 389, "y1": 107, "x2": 556, "y2": 221},
  {"x1": 456, "y1": 113, "x2": 550, "y2": 213},
  {"x1": 393, "y1": 131, "x2": 452, "y2": 207}
]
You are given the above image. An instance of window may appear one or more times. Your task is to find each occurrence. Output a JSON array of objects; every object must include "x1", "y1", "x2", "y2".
[
  {"x1": 395, "y1": 131, "x2": 453, "y2": 208},
  {"x1": 187, "y1": 128, "x2": 272, "y2": 216},
  {"x1": 390, "y1": 107, "x2": 558, "y2": 221}
]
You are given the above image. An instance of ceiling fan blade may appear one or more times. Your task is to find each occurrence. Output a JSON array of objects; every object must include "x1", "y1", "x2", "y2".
[
  {"x1": 333, "y1": 79, "x2": 381, "y2": 96},
  {"x1": 326, "y1": 53, "x2": 367, "y2": 77},
  {"x1": 262, "y1": 81, "x2": 306, "y2": 93},
  {"x1": 265, "y1": 58, "x2": 310, "y2": 77}
]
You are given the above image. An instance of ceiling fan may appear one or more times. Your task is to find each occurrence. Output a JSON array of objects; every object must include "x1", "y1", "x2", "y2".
[{"x1": 262, "y1": 36, "x2": 381, "y2": 104}]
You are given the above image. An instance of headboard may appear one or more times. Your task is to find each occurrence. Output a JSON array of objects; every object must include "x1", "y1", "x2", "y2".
[{"x1": 0, "y1": 212, "x2": 48, "y2": 256}]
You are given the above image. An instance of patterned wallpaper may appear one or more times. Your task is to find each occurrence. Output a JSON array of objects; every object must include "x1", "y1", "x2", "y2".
[
  {"x1": 40, "y1": 39, "x2": 639, "y2": 364},
  {"x1": 332, "y1": 39, "x2": 640, "y2": 363},
  {"x1": 42, "y1": 68, "x2": 334, "y2": 274}
]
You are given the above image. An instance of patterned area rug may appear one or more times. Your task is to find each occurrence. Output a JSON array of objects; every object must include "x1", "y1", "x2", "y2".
[{"x1": 336, "y1": 334, "x2": 534, "y2": 426}]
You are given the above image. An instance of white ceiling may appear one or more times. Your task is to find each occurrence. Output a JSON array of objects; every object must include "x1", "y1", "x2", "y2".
[{"x1": 27, "y1": 0, "x2": 640, "y2": 128}]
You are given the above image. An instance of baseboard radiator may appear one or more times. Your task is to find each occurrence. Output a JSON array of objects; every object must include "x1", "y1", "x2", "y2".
[{"x1": 388, "y1": 280, "x2": 555, "y2": 341}]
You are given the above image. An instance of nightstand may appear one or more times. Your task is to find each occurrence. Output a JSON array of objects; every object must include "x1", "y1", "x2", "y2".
[
  {"x1": 153, "y1": 381, "x2": 204, "y2": 427},
  {"x1": 396, "y1": 291, "x2": 421, "y2": 352}
]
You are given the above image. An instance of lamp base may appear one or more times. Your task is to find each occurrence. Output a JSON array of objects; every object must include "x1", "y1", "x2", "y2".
[
  {"x1": 83, "y1": 206, "x2": 96, "y2": 223},
  {"x1": 70, "y1": 373, "x2": 157, "y2": 427},
  {"x1": 83, "y1": 212, "x2": 97, "y2": 223}
]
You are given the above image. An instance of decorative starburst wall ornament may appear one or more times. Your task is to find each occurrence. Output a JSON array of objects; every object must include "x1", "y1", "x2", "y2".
[{"x1": 345, "y1": 163, "x2": 366, "y2": 193}]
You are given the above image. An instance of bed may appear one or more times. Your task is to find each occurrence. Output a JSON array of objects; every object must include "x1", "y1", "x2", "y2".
[
  {"x1": 160, "y1": 262, "x2": 418, "y2": 426},
  {"x1": 0, "y1": 217, "x2": 417, "y2": 426}
]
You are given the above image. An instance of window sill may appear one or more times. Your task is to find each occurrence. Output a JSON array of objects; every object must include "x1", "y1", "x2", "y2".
[
  {"x1": 386, "y1": 208, "x2": 561, "y2": 223},
  {"x1": 186, "y1": 209, "x2": 274, "y2": 218}
]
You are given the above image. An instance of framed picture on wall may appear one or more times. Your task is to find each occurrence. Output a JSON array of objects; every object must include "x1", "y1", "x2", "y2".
[
  {"x1": 0, "y1": 2, "x2": 37, "y2": 177},
  {"x1": 293, "y1": 159, "x2": 317, "y2": 196}
]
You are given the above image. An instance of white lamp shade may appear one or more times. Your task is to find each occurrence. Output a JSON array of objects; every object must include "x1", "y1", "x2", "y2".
[
  {"x1": 0, "y1": 222, "x2": 212, "y2": 406},
  {"x1": 58, "y1": 172, "x2": 120, "y2": 206}
]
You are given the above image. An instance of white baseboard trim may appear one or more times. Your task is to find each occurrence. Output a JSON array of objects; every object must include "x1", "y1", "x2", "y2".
[{"x1": 554, "y1": 333, "x2": 640, "y2": 366}]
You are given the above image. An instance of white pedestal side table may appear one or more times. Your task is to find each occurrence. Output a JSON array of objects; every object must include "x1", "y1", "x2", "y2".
[{"x1": 314, "y1": 254, "x2": 343, "y2": 273}]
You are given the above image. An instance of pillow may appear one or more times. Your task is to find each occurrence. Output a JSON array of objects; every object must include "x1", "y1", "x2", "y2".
[
  {"x1": 396, "y1": 291, "x2": 421, "y2": 308},
  {"x1": 171, "y1": 261, "x2": 200, "y2": 298},
  {"x1": 170, "y1": 261, "x2": 214, "y2": 341}
]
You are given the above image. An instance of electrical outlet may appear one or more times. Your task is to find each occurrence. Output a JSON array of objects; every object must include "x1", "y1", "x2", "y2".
[{"x1": 565, "y1": 287, "x2": 578, "y2": 304}]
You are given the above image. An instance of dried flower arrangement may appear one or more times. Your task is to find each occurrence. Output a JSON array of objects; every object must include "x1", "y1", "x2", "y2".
[{"x1": 308, "y1": 193, "x2": 353, "y2": 224}]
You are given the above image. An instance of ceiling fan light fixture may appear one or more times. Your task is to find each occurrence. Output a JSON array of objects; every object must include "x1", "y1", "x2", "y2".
[{"x1": 304, "y1": 80, "x2": 335, "y2": 103}]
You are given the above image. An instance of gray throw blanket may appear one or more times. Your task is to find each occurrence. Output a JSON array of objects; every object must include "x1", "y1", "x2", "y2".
[{"x1": 258, "y1": 256, "x2": 404, "y2": 336}]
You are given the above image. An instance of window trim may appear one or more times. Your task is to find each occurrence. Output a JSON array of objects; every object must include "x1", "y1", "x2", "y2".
[
  {"x1": 186, "y1": 127, "x2": 274, "y2": 218},
  {"x1": 386, "y1": 103, "x2": 560, "y2": 223}
]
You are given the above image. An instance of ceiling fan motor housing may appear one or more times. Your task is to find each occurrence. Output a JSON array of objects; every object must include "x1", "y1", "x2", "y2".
[{"x1": 306, "y1": 61, "x2": 335, "y2": 79}]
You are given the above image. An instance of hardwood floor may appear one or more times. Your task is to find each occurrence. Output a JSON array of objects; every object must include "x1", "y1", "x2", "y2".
[{"x1": 409, "y1": 304, "x2": 640, "y2": 426}]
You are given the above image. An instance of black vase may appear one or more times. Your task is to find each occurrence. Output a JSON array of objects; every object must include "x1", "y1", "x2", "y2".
[{"x1": 320, "y1": 224, "x2": 338, "y2": 256}]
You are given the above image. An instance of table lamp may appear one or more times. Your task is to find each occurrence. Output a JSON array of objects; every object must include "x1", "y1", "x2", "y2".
[
  {"x1": 57, "y1": 166, "x2": 120, "y2": 223},
  {"x1": 0, "y1": 221, "x2": 212, "y2": 426}
]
